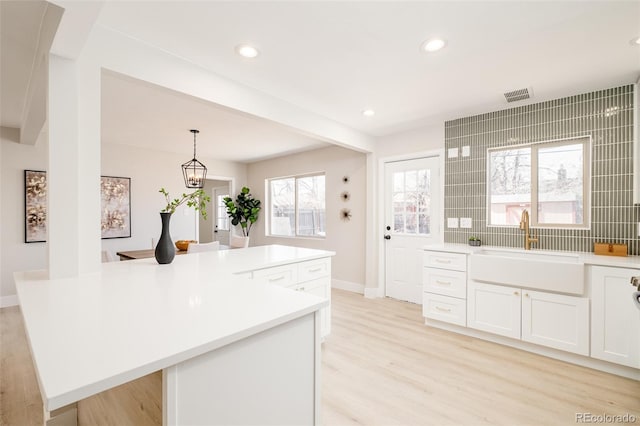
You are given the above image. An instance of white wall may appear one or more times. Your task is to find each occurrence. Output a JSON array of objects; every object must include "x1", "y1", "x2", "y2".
[
  {"x1": 0, "y1": 134, "x2": 48, "y2": 304},
  {"x1": 100, "y1": 143, "x2": 247, "y2": 257},
  {"x1": 247, "y1": 146, "x2": 366, "y2": 290},
  {"x1": 375, "y1": 122, "x2": 444, "y2": 157}
]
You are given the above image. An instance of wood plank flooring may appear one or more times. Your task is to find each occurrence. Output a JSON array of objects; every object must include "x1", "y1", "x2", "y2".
[{"x1": 1, "y1": 289, "x2": 638, "y2": 425}]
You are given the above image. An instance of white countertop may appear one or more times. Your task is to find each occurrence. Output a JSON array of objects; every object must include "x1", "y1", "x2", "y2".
[
  {"x1": 423, "y1": 243, "x2": 640, "y2": 269},
  {"x1": 15, "y1": 245, "x2": 334, "y2": 411}
]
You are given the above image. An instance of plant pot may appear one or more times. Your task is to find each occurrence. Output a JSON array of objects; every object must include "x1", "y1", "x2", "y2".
[
  {"x1": 155, "y1": 212, "x2": 176, "y2": 264},
  {"x1": 230, "y1": 235, "x2": 250, "y2": 249},
  {"x1": 468, "y1": 240, "x2": 481, "y2": 247}
]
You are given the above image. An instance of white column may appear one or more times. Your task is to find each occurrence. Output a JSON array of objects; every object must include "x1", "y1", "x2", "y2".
[
  {"x1": 48, "y1": 54, "x2": 79, "y2": 279},
  {"x1": 76, "y1": 55, "x2": 101, "y2": 275},
  {"x1": 48, "y1": 53, "x2": 101, "y2": 279}
]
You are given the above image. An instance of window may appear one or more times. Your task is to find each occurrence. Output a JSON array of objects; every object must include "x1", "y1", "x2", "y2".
[
  {"x1": 268, "y1": 174, "x2": 325, "y2": 237},
  {"x1": 392, "y1": 168, "x2": 431, "y2": 235},
  {"x1": 216, "y1": 194, "x2": 229, "y2": 231},
  {"x1": 488, "y1": 137, "x2": 590, "y2": 228}
]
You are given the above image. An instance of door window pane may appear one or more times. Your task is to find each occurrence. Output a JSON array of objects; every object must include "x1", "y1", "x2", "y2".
[
  {"x1": 216, "y1": 194, "x2": 229, "y2": 231},
  {"x1": 392, "y1": 169, "x2": 431, "y2": 235}
]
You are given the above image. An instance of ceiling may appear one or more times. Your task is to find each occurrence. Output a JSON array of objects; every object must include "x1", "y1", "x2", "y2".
[
  {"x1": 2, "y1": 1, "x2": 639, "y2": 161},
  {"x1": 101, "y1": 72, "x2": 331, "y2": 163},
  {"x1": 96, "y1": 1, "x2": 640, "y2": 137}
]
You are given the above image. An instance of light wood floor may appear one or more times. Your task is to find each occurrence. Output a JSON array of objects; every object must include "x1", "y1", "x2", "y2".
[{"x1": 2, "y1": 289, "x2": 639, "y2": 425}]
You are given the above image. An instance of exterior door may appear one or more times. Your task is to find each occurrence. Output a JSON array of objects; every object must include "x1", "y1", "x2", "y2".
[{"x1": 384, "y1": 157, "x2": 441, "y2": 303}]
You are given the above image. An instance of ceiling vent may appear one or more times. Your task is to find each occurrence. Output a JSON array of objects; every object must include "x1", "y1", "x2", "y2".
[{"x1": 504, "y1": 88, "x2": 531, "y2": 103}]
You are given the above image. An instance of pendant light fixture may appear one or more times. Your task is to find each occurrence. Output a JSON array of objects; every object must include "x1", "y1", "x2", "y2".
[{"x1": 181, "y1": 129, "x2": 207, "y2": 189}]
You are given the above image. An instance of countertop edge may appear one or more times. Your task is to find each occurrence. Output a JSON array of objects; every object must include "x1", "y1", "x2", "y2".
[{"x1": 423, "y1": 243, "x2": 640, "y2": 269}]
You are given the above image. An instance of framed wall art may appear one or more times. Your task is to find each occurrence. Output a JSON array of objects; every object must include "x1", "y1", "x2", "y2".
[
  {"x1": 24, "y1": 170, "x2": 47, "y2": 243},
  {"x1": 101, "y1": 176, "x2": 131, "y2": 239}
]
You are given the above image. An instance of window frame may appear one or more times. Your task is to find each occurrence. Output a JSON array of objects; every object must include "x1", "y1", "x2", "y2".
[
  {"x1": 267, "y1": 172, "x2": 326, "y2": 239},
  {"x1": 486, "y1": 135, "x2": 591, "y2": 230}
]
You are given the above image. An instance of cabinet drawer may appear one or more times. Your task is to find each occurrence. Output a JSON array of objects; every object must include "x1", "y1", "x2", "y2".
[
  {"x1": 290, "y1": 277, "x2": 329, "y2": 295},
  {"x1": 423, "y1": 268, "x2": 466, "y2": 299},
  {"x1": 423, "y1": 251, "x2": 467, "y2": 271},
  {"x1": 298, "y1": 258, "x2": 331, "y2": 282},
  {"x1": 422, "y1": 293, "x2": 466, "y2": 326},
  {"x1": 252, "y1": 264, "x2": 298, "y2": 287}
]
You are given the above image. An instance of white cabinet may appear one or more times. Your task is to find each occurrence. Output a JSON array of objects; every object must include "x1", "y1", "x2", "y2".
[
  {"x1": 423, "y1": 293, "x2": 466, "y2": 326},
  {"x1": 423, "y1": 251, "x2": 467, "y2": 272},
  {"x1": 422, "y1": 250, "x2": 467, "y2": 326},
  {"x1": 251, "y1": 257, "x2": 331, "y2": 338},
  {"x1": 522, "y1": 290, "x2": 589, "y2": 356},
  {"x1": 591, "y1": 266, "x2": 640, "y2": 368},
  {"x1": 467, "y1": 281, "x2": 521, "y2": 339},
  {"x1": 468, "y1": 281, "x2": 589, "y2": 355},
  {"x1": 252, "y1": 264, "x2": 298, "y2": 287}
]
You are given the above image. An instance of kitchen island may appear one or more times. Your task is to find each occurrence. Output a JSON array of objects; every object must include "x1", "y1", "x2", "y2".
[{"x1": 15, "y1": 245, "x2": 333, "y2": 426}]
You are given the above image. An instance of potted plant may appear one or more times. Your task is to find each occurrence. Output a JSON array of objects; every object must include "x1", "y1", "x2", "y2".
[
  {"x1": 223, "y1": 187, "x2": 261, "y2": 243},
  {"x1": 468, "y1": 236, "x2": 481, "y2": 247},
  {"x1": 156, "y1": 188, "x2": 211, "y2": 264}
]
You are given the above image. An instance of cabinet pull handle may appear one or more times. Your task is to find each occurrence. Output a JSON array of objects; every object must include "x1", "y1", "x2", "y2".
[
  {"x1": 296, "y1": 287, "x2": 305, "y2": 291},
  {"x1": 525, "y1": 293, "x2": 529, "y2": 298},
  {"x1": 268, "y1": 275, "x2": 285, "y2": 282},
  {"x1": 308, "y1": 267, "x2": 322, "y2": 273},
  {"x1": 435, "y1": 259, "x2": 451, "y2": 264},
  {"x1": 435, "y1": 280, "x2": 451, "y2": 286},
  {"x1": 435, "y1": 306, "x2": 452, "y2": 313},
  {"x1": 514, "y1": 291, "x2": 520, "y2": 296}
]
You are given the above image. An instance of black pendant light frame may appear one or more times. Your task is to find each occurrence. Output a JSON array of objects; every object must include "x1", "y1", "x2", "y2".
[{"x1": 182, "y1": 129, "x2": 207, "y2": 189}]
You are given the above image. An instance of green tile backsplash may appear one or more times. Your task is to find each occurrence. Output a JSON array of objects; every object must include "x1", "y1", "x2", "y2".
[{"x1": 444, "y1": 85, "x2": 639, "y2": 254}]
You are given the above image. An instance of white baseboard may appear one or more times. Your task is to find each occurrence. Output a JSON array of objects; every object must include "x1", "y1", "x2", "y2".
[
  {"x1": 331, "y1": 279, "x2": 364, "y2": 294},
  {"x1": 364, "y1": 286, "x2": 383, "y2": 299},
  {"x1": 425, "y1": 318, "x2": 640, "y2": 380},
  {"x1": 0, "y1": 295, "x2": 19, "y2": 308}
]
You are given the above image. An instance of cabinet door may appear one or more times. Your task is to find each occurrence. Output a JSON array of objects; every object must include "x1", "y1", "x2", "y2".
[
  {"x1": 591, "y1": 266, "x2": 640, "y2": 368},
  {"x1": 467, "y1": 281, "x2": 521, "y2": 339},
  {"x1": 522, "y1": 290, "x2": 589, "y2": 355}
]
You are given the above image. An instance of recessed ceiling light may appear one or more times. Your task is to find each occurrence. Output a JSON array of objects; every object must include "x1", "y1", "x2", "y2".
[
  {"x1": 235, "y1": 44, "x2": 259, "y2": 58},
  {"x1": 631, "y1": 36, "x2": 640, "y2": 46},
  {"x1": 362, "y1": 109, "x2": 375, "y2": 117},
  {"x1": 421, "y1": 38, "x2": 447, "y2": 53}
]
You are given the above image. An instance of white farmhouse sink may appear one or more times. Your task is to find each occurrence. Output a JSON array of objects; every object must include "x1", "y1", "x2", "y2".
[{"x1": 469, "y1": 248, "x2": 585, "y2": 295}]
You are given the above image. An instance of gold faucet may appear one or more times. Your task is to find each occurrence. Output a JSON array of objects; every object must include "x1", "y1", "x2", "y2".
[{"x1": 519, "y1": 209, "x2": 538, "y2": 250}]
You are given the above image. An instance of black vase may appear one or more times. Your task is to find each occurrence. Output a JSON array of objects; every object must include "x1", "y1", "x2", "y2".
[{"x1": 155, "y1": 212, "x2": 176, "y2": 264}]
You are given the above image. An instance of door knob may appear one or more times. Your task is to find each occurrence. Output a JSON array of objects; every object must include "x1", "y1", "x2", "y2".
[{"x1": 384, "y1": 235, "x2": 391, "y2": 240}]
